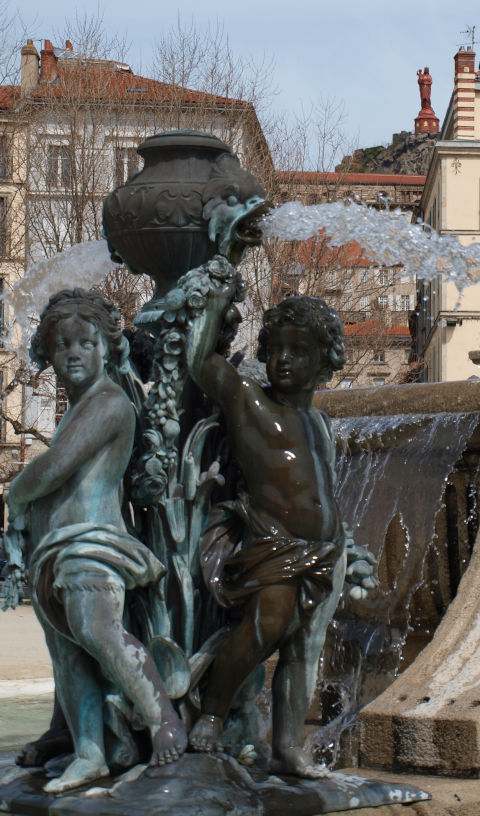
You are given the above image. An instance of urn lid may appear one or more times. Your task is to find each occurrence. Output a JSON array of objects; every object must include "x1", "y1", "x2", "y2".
[{"x1": 137, "y1": 129, "x2": 232, "y2": 157}]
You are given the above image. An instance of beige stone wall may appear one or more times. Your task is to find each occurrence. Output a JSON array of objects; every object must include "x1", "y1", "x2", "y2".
[
  {"x1": 419, "y1": 68, "x2": 480, "y2": 382},
  {"x1": 330, "y1": 343, "x2": 410, "y2": 390}
]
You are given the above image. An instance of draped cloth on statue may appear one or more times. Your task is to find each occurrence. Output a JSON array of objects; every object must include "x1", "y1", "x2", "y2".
[
  {"x1": 200, "y1": 494, "x2": 343, "y2": 614},
  {"x1": 30, "y1": 522, "x2": 165, "y2": 639}
]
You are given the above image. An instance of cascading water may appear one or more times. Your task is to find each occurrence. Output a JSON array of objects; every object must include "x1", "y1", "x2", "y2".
[{"x1": 309, "y1": 411, "x2": 480, "y2": 768}]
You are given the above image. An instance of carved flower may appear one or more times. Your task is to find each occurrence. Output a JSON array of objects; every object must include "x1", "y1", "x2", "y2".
[
  {"x1": 208, "y1": 257, "x2": 233, "y2": 280},
  {"x1": 187, "y1": 291, "x2": 207, "y2": 309},
  {"x1": 145, "y1": 473, "x2": 168, "y2": 497},
  {"x1": 163, "y1": 331, "x2": 183, "y2": 356}
]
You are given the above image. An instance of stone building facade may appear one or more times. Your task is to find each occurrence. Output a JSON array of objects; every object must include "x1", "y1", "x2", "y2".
[{"x1": 416, "y1": 47, "x2": 480, "y2": 382}]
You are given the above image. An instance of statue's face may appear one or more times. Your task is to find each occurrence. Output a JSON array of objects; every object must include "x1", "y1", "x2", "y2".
[
  {"x1": 266, "y1": 325, "x2": 328, "y2": 394},
  {"x1": 49, "y1": 316, "x2": 107, "y2": 390}
]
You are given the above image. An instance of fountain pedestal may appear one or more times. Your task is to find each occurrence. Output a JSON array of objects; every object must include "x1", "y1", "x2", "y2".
[{"x1": 0, "y1": 751, "x2": 430, "y2": 815}]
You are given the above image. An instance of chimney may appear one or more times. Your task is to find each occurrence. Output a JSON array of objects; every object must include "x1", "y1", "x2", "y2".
[
  {"x1": 453, "y1": 47, "x2": 476, "y2": 139},
  {"x1": 40, "y1": 39, "x2": 58, "y2": 84},
  {"x1": 20, "y1": 39, "x2": 39, "y2": 97},
  {"x1": 65, "y1": 40, "x2": 73, "y2": 52}
]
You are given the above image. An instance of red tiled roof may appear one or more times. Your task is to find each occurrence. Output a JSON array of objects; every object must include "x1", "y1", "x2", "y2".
[
  {"x1": 295, "y1": 237, "x2": 372, "y2": 267},
  {"x1": 28, "y1": 64, "x2": 243, "y2": 106},
  {"x1": 0, "y1": 62, "x2": 248, "y2": 111},
  {"x1": 278, "y1": 171, "x2": 426, "y2": 185},
  {"x1": 344, "y1": 320, "x2": 410, "y2": 337},
  {"x1": 286, "y1": 234, "x2": 402, "y2": 270}
]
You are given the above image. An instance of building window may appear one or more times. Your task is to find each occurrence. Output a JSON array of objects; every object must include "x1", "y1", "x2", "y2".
[
  {"x1": 47, "y1": 145, "x2": 72, "y2": 189},
  {"x1": 115, "y1": 147, "x2": 141, "y2": 186},
  {"x1": 359, "y1": 268, "x2": 369, "y2": 285},
  {"x1": 340, "y1": 378, "x2": 353, "y2": 389},
  {"x1": 360, "y1": 296, "x2": 370, "y2": 311},
  {"x1": 343, "y1": 294, "x2": 353, "y2": 310},
  {"x1": 398, "y1": 294, "x2": 411, "y2": 311},
  {"x1": 377, "y1": 295, "x2": 389, "y2": 309},
  {"x1": 343, "y1": 269, "x2": 353, "y2": 288},
  {"x1": 376, "y1": 269, "x2": 389, "y2": 285},
  {"x1": 325, "y1": 270, "x2": 337, "y2": 288},
  {"x1": 372, "y1": 377, "x2": 386, "y2": 386},
  {"x1": 55, "y1": 385, "x2": 68, "y2": 426},
  {"x1": 373, "y1": 350, "x2": 385, "y2": 363},
  {"x1": 0, "y1": 198, "x2": 6, "y2": 258},
  {"x1": 0, "y1": 136, "x2": 8, "y2": 179}
]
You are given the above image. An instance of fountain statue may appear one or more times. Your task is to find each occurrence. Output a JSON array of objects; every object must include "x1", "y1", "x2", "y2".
[{"x1": 0, "y1": 131, "x2": 431, "y2": 814}]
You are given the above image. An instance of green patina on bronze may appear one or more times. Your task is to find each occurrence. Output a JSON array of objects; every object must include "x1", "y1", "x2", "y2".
[{"x1": 0, "y1": 131, "x2": 431, "y2": 814}]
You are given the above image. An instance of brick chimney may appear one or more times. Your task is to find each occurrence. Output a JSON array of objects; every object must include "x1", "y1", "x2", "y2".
[
  {"x1": 20, "y1": 39, "x2": 39, "y2": 97},
  {"x1": 39, "y1": 39, "x2": 58, "y2": 84},
  {"x1": 453, "y1": 47, "x2": 476, "y2": 139}
]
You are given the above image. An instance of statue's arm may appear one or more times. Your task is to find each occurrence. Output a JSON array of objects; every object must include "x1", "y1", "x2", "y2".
[
  {"x1": 8, "y1": 391, "x2": 133, "y2": 510},
  {"x1": 186, "y1": 280, "x2": 245, "y2": 414}
]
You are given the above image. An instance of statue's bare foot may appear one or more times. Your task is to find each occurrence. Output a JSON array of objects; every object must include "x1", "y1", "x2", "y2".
[
  {"x1": 189, "y1": 714, "x2": 224, "y2": 753},
  {"x1": 270, "y1": 747, "x2": 331, "y2": 779},
  {"x1": 17, "y1": 733, "x2": 73, "y2": 768},
  {"x1": 150, "y1": 719, "x2": 188, "y2": 766},
  {"x1": 43, "y1": 757, "x2": 109, "y2": 793}
]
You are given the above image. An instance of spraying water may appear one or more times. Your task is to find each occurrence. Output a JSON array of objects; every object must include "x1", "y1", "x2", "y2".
[
  {"x1": 4, "y1": 240, "x2": 117, "y2": 361},
  {"x1": 262, "y1": 200, "x2": 480, "y2": 290},
  {"x1": 5, "y1": 199, "x2": 480, "y2": 361}
]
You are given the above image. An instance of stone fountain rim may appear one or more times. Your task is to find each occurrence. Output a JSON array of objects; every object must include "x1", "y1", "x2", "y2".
[{"x1": 315, "y1": 379, "x2": 480, "y2": 418}]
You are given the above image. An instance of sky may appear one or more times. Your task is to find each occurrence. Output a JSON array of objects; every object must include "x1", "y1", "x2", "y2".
[{"x1": 14, "y1": 0, "x2": 480, "y2": 160}]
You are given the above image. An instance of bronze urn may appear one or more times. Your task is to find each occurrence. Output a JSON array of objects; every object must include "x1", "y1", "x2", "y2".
[{"x1": 102, "y1": 130, "x2": 267, "y2": 298}]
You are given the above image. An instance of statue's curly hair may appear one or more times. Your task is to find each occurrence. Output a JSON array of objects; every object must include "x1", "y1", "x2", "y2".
[
  {"x1": 257, "y1": 296, "x2": 345, "y2": 377},
  {"x1": 30, "y1": 288, "x2": 130, "y2": 375}
]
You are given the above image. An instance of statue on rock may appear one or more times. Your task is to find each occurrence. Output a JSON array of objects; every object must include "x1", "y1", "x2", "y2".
[
  {"x1": 415, "y1": 67, "x2": 439, "y2": 134},
  {"x1": 2, "y1": 289, "x2": 187, "y2": 793},
  {"x1": 185, "y1": 279, "x2": 376, "y2": 776},
  {"x1": 417, "y1": 67, "x2": 434, "y2": 111}
]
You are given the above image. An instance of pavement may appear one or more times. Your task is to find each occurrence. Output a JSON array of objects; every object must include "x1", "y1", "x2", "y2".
[{"x1": 0, "y1": 602, "x2": 53, "y2": 751}]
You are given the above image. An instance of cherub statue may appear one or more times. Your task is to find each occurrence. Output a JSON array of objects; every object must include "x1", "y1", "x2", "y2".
[
  {"x1": 2, "y1": 289, "x2": 187, "y2": 793},
  {"x1": 186, "y1": 278, "x2": 375, "y2": 776}
]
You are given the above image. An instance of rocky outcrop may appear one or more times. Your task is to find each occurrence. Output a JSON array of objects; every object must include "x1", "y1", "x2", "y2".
[{"x1": 336, "y1": 132, "x2": 438, "y2": 176}]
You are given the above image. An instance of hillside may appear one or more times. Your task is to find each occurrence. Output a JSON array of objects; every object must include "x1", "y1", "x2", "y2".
[{"x1": 336, "y1": 131, "x2": 438, "y2": 176}]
